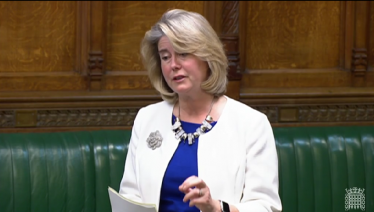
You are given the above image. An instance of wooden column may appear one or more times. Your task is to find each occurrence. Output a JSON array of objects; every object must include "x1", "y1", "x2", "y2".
[
  {"x1": 88, "y1": 1, "x2": 107, "y2": 91},
  {"x1": 345, "y1": 1, "x2": 371, "y2": 87},
  {"x1": 220, "y1": 1, "x2": 242, "y2": 100},
  {"x1": 76, "y1": 1, "x2": 89, "y2": 74}
]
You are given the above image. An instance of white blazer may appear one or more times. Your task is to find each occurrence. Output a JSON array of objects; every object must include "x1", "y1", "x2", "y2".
[{"x1": 119, "y1": 96, "x2": 282, "y2": 212}]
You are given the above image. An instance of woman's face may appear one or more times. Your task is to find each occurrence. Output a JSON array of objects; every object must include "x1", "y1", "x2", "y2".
[{"x1": 158, "y1": 36, "x2": 209, "y2": 98}]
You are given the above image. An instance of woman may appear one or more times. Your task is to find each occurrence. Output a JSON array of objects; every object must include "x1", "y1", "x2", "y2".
[{"x1": 118, "y1": 8, "x2": 282, "y2": 212}]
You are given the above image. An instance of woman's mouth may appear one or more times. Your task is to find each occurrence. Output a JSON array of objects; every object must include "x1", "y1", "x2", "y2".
[{"x1": 173, "y1": 76, "x2": 185, "y2": 81}]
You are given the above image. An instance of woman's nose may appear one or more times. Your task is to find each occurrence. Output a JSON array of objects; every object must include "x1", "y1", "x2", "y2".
[{"x1": 171, "y1": 56, "x2": 181, "y2": 70}]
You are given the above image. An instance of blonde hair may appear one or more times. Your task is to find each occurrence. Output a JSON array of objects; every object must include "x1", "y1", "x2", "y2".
[{"x1": 140, "y1": 9, "x2": 228, "y2": 104}]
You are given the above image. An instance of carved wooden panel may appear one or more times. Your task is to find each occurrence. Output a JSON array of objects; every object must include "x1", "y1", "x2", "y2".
[
  {"x1": 2, "y1": 101, "x2": 374, "y2": 130},
  {"x1": 0, "y1": 108, "x2": 138, "y2": 129},
  {"x1": 37, "y1": 108, "x2": 139, "y2": 127},
  {"x1": 0, "y1": 90, "x2": 161, "y2": 131},
  {"x1": 242, "y1": 86, "x2": 374, "y2": 126},
  {"x1": 88, "y1": 51, "x2": 105, "y2": 90},
  {"x1": 0, "y1": 111, "x2": 14, "y2": 128},
  {"x1": 245, "y1": 1, "x2": 340, "y2": 70},
  {"x1": 0, "y1": 1, "x2": 76, "y2": 72},
  {"x1": 253, "y1": 104, "x2": 374, "y2": 123}
]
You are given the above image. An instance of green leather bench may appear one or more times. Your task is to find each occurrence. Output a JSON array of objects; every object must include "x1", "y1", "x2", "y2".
[{"x1": 1, "y1": 126, "x2": 373, "y2": 212}]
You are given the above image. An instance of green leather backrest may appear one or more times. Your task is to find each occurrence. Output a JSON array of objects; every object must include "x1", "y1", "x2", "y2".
[
  {"x1": 273, "y1": 126, "x2": 374, "y2": 212},
  {"x1": 0, "y1": 130, "x2": 130, "y2": 212},
  {"x1": 0, "y1": 126, "x2": 373, "y2": 212}
]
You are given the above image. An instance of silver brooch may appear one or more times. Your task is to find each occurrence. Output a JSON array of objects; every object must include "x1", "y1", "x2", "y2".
[{"x1": 146, "y1": 130, "x2": 163, "y2": 150}]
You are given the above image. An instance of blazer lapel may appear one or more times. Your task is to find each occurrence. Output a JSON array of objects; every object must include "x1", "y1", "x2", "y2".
[{"x1": 141, "y1": 103, "x2": 180, "y2": 207}]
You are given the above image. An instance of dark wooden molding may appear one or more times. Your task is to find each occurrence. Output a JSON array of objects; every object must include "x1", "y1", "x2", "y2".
[
  {"x1": 253, "y1": 104, "x2": 374, "y2": 124},
  {"x1": 0, "y1": 90, "x2": 161, "y2": 104},
  {"x1": 351, "y1": 48, "x2": 368, "y2": 76},
  {"x1": 240, "y1": 87, "x2": 374, "y2": 102},
  {"x1": 221, "y1": 36, "x2": 241, "y2": 80},
  {"x1": 221, "y1": 1, "x2": 239, "y2": 35},
  {"x1": 1, "y1": 88, "x2": 374, "y2": 129},
  {"x1": 204, "y1": 1, "x2": 242, "y2": 100},
  {"x1": 37, "y1": 108, "x2": 139, "y2": 127},
  {"x1": 253, "y1": 106, "x2": 279, "y2": 123},
  {"x1": 15, "y1": 110, "x2": 37, "y2": 127},
  {"x1": 87, "y1": 1, "x2": 107, "y2": 91},
  {"x1": 0, "y1": 110, "x2": 14, "y2": 128},
  {"x1": 241, "y1": 87, "x2": 374, "y2": 124},
  {"x1": 0, "y1": 90, "x2": 161, "y2": 130},
  {"x1": 221, "y1": 1, "x2": 242, "y2": 81},
  {"x1": 88, "y1": 51, "x2": 105, "y2": 90},
  {"x1": 1, "y1": 108, "x2": 139, "y2": 128},
  {"x1": 2, "y1": 103, "x2": 374, "y2": 129}
]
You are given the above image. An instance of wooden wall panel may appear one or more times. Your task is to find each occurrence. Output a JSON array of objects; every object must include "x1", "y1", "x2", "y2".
[
  {"x1": 245, "y1": 1, "x2": 341, "y2": 70},
  {"x1": 105, "y1": 1, "x2": 204, "y2": 72},
  {"x1": 241, "y1": 1, "x2": 374, "y2": 89},
  {"x1": 242, "y1": 69, "x2": 351, "y2": 88},
  {"x1": 240, "y1": 1, "x2": 374, "y2": 126},
  {"x1": 104, "y1": 1, "x2": 204, "y2": 91},
  {"x1": 0, "y1": 1, "x2": 77, "y2": 72},
  {"x1": 104, "y1": 72, "x2": 153, "y2": 90},
  {"x1": 1, "y1": 1, "x2": 374, "y2": 132},
  {"x1": 0, "y1": 74, "x2": 87, "y2": 91},
  {"x1": 0, "y1": 1, "x2": 87, "y2": 92}
]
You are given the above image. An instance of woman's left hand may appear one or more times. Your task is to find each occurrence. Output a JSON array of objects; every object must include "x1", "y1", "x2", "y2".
[{"x1": 179, "y1": 175, "x2": 221, "y2": 212}]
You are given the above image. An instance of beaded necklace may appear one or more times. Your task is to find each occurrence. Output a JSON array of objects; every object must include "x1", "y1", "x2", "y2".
[{"x1": 172, "y1": 97, "x2": 216, "y2": 145}]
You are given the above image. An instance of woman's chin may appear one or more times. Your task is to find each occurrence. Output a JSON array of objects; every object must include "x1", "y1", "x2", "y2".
[{"x1": 172, "y1": 86, "x2": 191, "y2": 95}]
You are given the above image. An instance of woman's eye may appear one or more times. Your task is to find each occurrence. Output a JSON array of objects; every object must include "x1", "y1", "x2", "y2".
[
  {"x1": 179, "y1": 53, "x2": 188, "y2": 57},
  {"x1": 161, "y1": 56, "x2": 169, "y2": 60}
]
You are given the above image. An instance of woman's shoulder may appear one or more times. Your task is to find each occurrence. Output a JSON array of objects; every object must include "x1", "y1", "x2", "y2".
[
  {"x1": 132, "y1": 100, "x2": 172, "y2": 127},
  {"x1": 224, "y1": 96, "x2": 272, "y2": 135},
  {"x1": 137, "y1": 100, "x2": 173, "y2": 116},
  {"x1": 225, "y1": 96, "x2": 267, "y2": 119}
]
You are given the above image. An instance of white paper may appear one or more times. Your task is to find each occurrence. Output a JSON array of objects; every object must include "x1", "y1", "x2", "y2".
[{"x1": 108, "y1": 187, "x2": 158, "y2": 212}]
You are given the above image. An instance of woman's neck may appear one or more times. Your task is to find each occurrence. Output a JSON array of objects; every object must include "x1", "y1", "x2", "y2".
[{"x1": 177, "y1": 93, "x2": 216, "y2": 121}]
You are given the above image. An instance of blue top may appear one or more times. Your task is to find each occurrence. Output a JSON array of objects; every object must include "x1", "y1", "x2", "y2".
[{"x1": 158, "y1": 114, "x2": 217, "y2": 212}]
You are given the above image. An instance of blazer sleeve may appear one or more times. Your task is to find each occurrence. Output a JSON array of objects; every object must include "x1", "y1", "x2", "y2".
[
  {"x1": 118, "y1": 108, "x2": 143, "y2": 202},
  {"x1": 233, "y1": 114, "x2": 282, "y2": 212}
]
